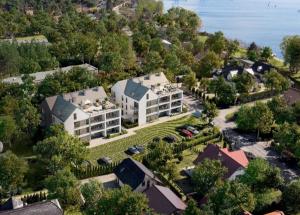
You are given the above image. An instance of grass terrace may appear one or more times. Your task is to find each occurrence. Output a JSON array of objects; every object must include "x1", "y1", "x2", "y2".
[{"x1": 88, "y1": 116, "x2": 201, "y2": 163}]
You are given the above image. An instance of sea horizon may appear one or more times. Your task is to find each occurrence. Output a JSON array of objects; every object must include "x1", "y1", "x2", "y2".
[{"x1": 162, "y1": 0, "x2": 300, "y2": 58}]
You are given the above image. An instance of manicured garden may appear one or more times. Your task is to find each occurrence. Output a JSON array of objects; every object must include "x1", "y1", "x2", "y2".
[{"x1": 88, "y1": 116, "x2": 202, "y2": 163}]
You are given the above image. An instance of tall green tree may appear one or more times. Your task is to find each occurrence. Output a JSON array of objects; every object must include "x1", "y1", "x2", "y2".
[
  {"x1": 197, "y1": 51, "x2": 222, "y2": 78},
  {"x1": 283, "y1": 179, "x2": 300, "y2": 213},
  {"x1": 34, "y1": 125, "x2": 88, "y2": 174},
  {"x1": 0, "y1": 151, "x2": 28, "y2": 195},
  {"x1": 264, "y1": 70, "x2": 289, "y2": 93},
  {"x1": 281, "y1": 35, "x2": 300, "y2": 73},
  {"x1": 204, "y1": 181, "x2": 256, "y2": 215},
  {"x1": 45, "y1": 168, "x2": 82, "y2": 208},
  {"x1": 192, "y1": 159, "x2": 227, "y2": 195}
]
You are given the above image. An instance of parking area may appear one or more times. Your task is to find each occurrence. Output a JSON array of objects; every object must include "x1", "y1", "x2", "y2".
[{"x1": 240, "y1": 141, "x2": 300, "y2": 181}]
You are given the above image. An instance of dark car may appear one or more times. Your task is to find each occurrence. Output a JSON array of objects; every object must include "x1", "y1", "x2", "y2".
[
  {"x1": 181, "y1": 129, "x2": 193, "y2": 138},
  {"x1": 97, "y1": 157, "x2": 113, "y2": 165},
  {"x1": 127, "y1": 147, "x2": 140, "y2": 155},
  {"x1": 135, "y1": 145, "x2": 145, "y2": 153},
  {"x1": 163, "y1": 135, "x2": 177, "y2": 143}
]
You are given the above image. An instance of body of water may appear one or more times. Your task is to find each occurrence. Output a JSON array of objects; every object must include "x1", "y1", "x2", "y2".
[{"x1": 163, "y1": 0, "x2": 300, "y2": 58}]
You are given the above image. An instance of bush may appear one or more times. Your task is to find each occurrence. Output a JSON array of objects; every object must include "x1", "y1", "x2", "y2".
[
  {"x1": 72, "y1": 162, "x2": 120, "y2": 180},
  {"x1": 122, "y1": 120, "x2": 138, "y2": 129},
  {"x1": 237, "y1": 90, "x2": 277, "y2": 104}
]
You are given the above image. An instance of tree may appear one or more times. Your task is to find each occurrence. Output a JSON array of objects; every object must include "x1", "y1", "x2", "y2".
[
  {"x1": 191, "y1": 159, "x2": 227, "y2": 195},
  {"x1": 247, "y1": 42, "x2": 260, "y2": 61},
  {"x1": 281, "y1": 35, "x2": 300, "y2": 73},
  {"x1": 82, "y1": 182, "x2": 150, "y2": 215},
  {"x1": 81, "y1": 180, "x2": 105, "y2": 215},
  {"x1": 205, "y1": 31, "x2": 227, "y2": 55},
  {"x1": 184, "y1": 199, "x2": 201, "y2": 215},
  {"x1": 236, "y1": 102, "x2": 274, "y2": 137},
  {"x1": 252, "y1": 102, "x2": 274, "y2": 137},
  {"x1": 0, "y1": 151, "x2": 28, "y2": 196},
  {"x1": 143, "y1": 51, "x2": 163, "y2": 73},
  {"x1": 267, "y1": 97, "x2": 295, "y2": 124},
  {"x1": 204, "y1": 181, "x2": 256, "y2": 215},
  {"x1": 233, "y1": 72, "x2": 255, "y2": 94},
  {"x1": 236, "y1": 105, "x2": 256, "y2": 132},
  {"x1": 240, "y1": 158, "x2": 283, "y2": 191},
  {"x1": 283, "y1": 179, "x2": 300, "y2": 213},
  {"x1": 211, "y1": 77, "x2": 236, "y2": 107},
  {"x1": 203, "y1": 101, "x2": 219, "y2": 123},
  {"x1": 260, "y1": 47, "x2": 273, "y2": 61},
  {"x1": 34, "y1": 125, "x2": 88, "y2": 174},
  {"x1": 44, "y1": 168, "x2": 82, "y2": 207},
  {"x1": 264, "y1": 70, "x2": 289, "y2": 93},
  {"x1": 197, "y1": 51, "x2": 222, "y2": 78},
  {"x1": 183, "y1": 71, "x2": 197, "y2": 90},
  {"x1": 0, "y1": 116, "x2": 17, "y2": 147}
]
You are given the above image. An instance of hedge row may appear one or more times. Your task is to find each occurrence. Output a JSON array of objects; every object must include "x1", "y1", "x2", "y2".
[
  {"x1": 236, "y1": 90, "x2": 277, "y2": 104},
  {"x1": 21, "y1": 192, "x2": 47, "y2": 205},
  {"x1": 73, "y1": 162, "x2": 120, "y2": 180}
]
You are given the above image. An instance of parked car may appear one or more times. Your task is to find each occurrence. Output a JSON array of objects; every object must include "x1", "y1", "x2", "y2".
[
  {"x1": 127, "y1": 147, "x2": 140, "y2": 155},
  {"x1": 186, "y1": 126, "x2": 199, "y2": 135},
  {"x1": 97, "y1": 157, "x2": 113, "y2": 165},
  {"x1": 181, "y1": 129, "x2": 193, "y2": 138},
  {"x1": 163, "y1": 135, "x2": 177, "y2": 143},
  {"x1": 135, "y1": 145, "x2": 145, "y2": 153}
]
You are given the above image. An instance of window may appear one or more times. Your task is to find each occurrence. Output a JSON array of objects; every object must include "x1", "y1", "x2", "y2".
[
  {"x1": 122, "y1": 96, "x2": 124, "y2": 101},
  {"x1": 142, "y1": 181, "x2": 145, "y2": 186},
  {"x1": 126, "y1": 97, "x2": 128, "y2": 103},
  {"x1": 146, "y1": 94, "x2": 149, "y2": 100},
  {"x1": 86, "y1": 119, "x2": 89, "y2": 124},
  {"x1": 73, "y1": 113, "x2": 77, "y2": 120}
]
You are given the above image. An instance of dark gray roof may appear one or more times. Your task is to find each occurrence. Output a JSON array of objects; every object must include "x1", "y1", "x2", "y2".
[
  {"x1": 0, "y1": 198, "x2": 23, "y2": 211},
  {"x1": 114, "y1": 158, "x2": 159, "y2": 190},
  {"x1": 51, "y1": 95, "x2": 77, "y2": 122},
  {"x1": 144, "y1": 185, "x2": 186, "y2": 215},
  {"x1": 124, "y1": 79, "x2": 149, "y2": 101},
  {"x1": 0, "y1": 200, "x2": 63, "y2": 215}
]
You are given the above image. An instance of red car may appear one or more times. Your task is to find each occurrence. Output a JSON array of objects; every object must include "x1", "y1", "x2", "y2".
[{"x1": 181, "y1": 129, "x2": 193, "y2": 138}]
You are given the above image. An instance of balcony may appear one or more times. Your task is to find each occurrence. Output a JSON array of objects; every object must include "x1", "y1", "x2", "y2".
[
  {"x1": 171, "y1": 101, "x2": 182, "y2": 108},
  {"x1": 146, "y1": 114, "x2": 159, "y2": 123},
  {"x1": 159, "y1": 104, "x2": 170, "y2": 111},
  {"x1": 171, "y1": 93, "x2": 182, "y2": 100},
  {"x1": 106, "y1": 119, "x2": 120, "y2": 128},
  {"x1": 159, "y1": 96, "x2": 170, "y2": 104},
  {"x1": 90, "y1": 115, "x2": 105, "y2": 124},
  {"x1": 146, "y1": 106, "x2": 159, "y2": 115},
  {"x1": 91, "y1": 123, "x2": 105, "y2": 132},
  {"x1": 106, "y1": 110, "x2": 120, "y2": 120}
]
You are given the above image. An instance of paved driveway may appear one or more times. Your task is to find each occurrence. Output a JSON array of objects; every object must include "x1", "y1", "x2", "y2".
[
  {"x1": 241, "y1": 141, "x2": 300, "y2": 181},
  {"x1": 182, "y1": 93, "x2": 202, "y2": 112}
]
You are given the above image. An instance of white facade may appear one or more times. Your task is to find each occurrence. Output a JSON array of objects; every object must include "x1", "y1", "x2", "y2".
[
  {"x1": 111, "y1": 72, "x2": 183, "y2": 126},
  {"x1": 42, "y1": 87, "x2": 121, "y2": 142}
]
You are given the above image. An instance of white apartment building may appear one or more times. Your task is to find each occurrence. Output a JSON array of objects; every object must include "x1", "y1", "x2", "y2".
[
  {"x1": 111, "y1": 72, "x2": 183, "y2": 126},
  {"x1": 41, "y1": 86, "x2": 121, "y2": 142}
]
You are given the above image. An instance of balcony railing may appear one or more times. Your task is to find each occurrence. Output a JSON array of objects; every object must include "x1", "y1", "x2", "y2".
[
  {"x1": 106, "y1": 111, "x2": 120, "y2": 120},
  {"x1": 159, "y1": 96, "x2": 170, "y2": 103},
  {"x1": 106, "y1": 119, "x2": 120, "y2": 128},
  {"x1": 147, "y1": 99, "x2": 158, "y2": 107},
  {"x1": 171, "y1": 101, "x2": 182, "y2": 107},
  {"x1": 171, "y1": 93, "x2": 182, "y2": 100}
]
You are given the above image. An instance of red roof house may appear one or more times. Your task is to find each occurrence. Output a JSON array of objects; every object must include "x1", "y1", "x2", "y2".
[{"x1": 194, "y1": 144, "x2": 249, "y2": 179}]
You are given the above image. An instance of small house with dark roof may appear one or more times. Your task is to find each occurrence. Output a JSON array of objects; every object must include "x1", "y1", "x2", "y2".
[
  {"x1": 41, "y1": 86, "x2": 121, "y2": 142},
  {"x1": 144, "y1": 185, "x2": 187, "y2": 215},
  {"x1": 194, "y1": 144, "x2": 249, "y2": 180},
  {"x1": 0, "y1": 199, "x2": 63, "y2": 215},
  {"x1": 114, "y1": 158, "x2": 161, "y2": 192},
  {"x1": 252, "y1": 61, "x2": 274, "y2": 74}
]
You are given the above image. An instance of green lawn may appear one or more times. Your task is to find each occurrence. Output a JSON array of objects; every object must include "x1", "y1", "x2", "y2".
[{"x1": 88, "y1": 115, "x2": 199, "y2": 163}]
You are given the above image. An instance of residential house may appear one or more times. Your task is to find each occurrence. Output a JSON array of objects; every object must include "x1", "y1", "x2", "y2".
[
  {"x1": 0, "y1": 198, "x2": 63, "y2": 215},
  {"x1": 114, "y1": 158, "x2": 161, "y2": 192},
  {"x1": 283, "y1": 88, "x2": 300, "y2": 106},
  {"x1": 144, "y1": 185, "x2": 187, "y2": 215},
  {"x1": 2, "y1": 64, "x2": 98, "y2": 85},
  {"x1": 111, "y1": 72, "x2": 183, "y2": 126},
  {"x1": 41, "y1": 86, "x2": 121, "y2": 142},
  {"x1": 194, "y1": 144, "x2": 249, "y2": 180}
]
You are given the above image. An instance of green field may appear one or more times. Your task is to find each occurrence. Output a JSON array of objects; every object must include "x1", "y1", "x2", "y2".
[{"x1": 88, "y1": 115, "x2": 199, "y2": 163}]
